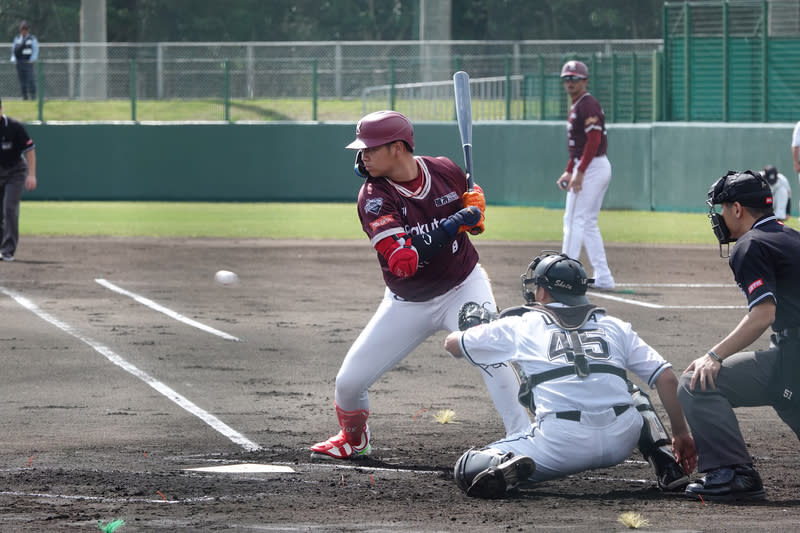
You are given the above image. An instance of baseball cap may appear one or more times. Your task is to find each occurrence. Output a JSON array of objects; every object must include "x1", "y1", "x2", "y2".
[
  {"x1": 708, "y1": 170, "x2": 773, "y2": 208},
  {"x1": 560, "y1": 60, "x2": 589, "y2": 79}
]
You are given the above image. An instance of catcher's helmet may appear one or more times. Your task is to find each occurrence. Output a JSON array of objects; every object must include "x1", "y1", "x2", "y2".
[
  {"x1": 345, "y1": 110, "x2": 414, "y2": 151},
  {"x1": 560, "y1": 60, "x2": 589, "y2": 79},
  {"x1": 762, "y1": 165, "x2": 779, "y2": 186},
  {"x1": 521, "y1": 251, "x2": 594, "y2": 306}
]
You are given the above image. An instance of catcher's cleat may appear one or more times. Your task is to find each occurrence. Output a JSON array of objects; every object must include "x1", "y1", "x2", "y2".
[
  {"x1": 310, "y1": 428, "x2": 371, "y2": 460},
  {"x1": 652, "y1": 457, "x2": 689, "y2": 492},
  {"x1": 685, "y1": 465, "x2": 766, "y2": 502},
  {"x1": 466, "y1": 455, "x2": 535, "y2": 498}
]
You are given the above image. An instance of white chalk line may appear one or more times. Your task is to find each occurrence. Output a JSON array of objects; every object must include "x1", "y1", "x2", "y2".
[
  {"x1": 95, "y1": 278, "x2": 240, "y2": 342},
  {"x1": 588, "y1": 288, "x2": 745, "y2": 309},
  {"x1": 0, "y1": 490, "x2": 213, "y2": 504},
  {"x1": 0, "y1": 286, "x2": 261, "y2": 452},
  {"x1": 615, "y1": 283, "x2": 735, "y2": 288}
]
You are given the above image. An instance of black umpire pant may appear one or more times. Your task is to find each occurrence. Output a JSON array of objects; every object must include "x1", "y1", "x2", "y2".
[{"x1": 0, "y1": 162, "x2": 28, "y2": 257}]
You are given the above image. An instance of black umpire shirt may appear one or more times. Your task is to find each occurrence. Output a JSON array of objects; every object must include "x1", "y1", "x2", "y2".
[
  {"x1": 729, "y1": 215, "x2": 800, "y2": 331},
  {"x1": 0, "y1": 115, "x2": 34, "y2": 169}
]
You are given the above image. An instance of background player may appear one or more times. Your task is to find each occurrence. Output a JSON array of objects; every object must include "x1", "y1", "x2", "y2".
[
  {"x1": 310, "y1": 110, "x2": 531, "y2": 460},
  {"x1": 445, "y1": 252, "x2": 695, "y2": 498},
  {"x1": 761, "y1": 165, "x2": 791, "y2": 221},
  {"x1": 556, "y1": 60, "x2": 615, "y2": 290}
]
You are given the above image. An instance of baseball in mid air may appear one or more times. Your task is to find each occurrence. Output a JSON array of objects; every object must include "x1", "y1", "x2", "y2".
[{"x1": 214, "y1": 270, "x2": 239, "y2": 285}]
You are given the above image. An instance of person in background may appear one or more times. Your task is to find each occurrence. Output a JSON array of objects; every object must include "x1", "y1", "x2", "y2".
[
  {"x1": 556, "y1": 60, "x2": 615, "y2": 290},
  {"x1": 0, "y1": 97, "x2": 37, "y2": 261},
  {"x1": 10, "y1": 20, "x2": 38, "y2": 100},
  {"x1": 761, "y1": 165, "x2": 791, "y2": 221}
]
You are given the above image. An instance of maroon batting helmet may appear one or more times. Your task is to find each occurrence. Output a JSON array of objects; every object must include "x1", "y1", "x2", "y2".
[
  {"x1": 561, "y1": 60, "x2": 589, "y2": 79},
  {"x1": 345, "y1": 110, "x2": 414, "y2": 151}
]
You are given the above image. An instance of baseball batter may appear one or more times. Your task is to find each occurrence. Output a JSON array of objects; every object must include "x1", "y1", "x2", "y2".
[
  {"x1": 557, "y1": 60, "x2": 615, "y2": 290},
  {"x1": 762, "y1": 165, "x2": 791, "y2": 221},
  {"x1": 445, "y1": 252, "x2": 695, "y2": 498},
  {"x1": 310, "y1": 110, "x2": 531, "y2": 460}
]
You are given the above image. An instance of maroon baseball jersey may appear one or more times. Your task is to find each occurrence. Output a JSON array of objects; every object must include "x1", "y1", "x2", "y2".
[
  {"x1": 567, "y1": 92, "x2": 607, "y2": 160},
  {"x1": 357, "y1": 156, "x2": 478, "y2": 301}
]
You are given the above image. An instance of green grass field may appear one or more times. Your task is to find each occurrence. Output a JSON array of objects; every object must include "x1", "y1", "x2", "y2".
[
  {"x1": 23, "y1": 201, "x2": 795, "y2": 244},
  {"x1": 9, "y1": 98, "x2": 366, "y2": 123}
]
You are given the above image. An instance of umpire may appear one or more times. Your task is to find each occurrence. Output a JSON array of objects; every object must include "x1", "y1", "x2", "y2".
[
  {"x1": 0, "y1": 97, "x2": 36, "y2": 261},
  {"x1": 679, "y1": 170, "x2": 800, "y2": 502}
]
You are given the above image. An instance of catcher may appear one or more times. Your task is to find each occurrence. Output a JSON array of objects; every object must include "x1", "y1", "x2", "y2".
[{"x1": 445, "y1": 252, "x2": 696, "y2": 498}]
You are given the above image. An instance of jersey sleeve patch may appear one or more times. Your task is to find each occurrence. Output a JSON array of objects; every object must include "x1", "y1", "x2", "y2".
[
  {"x1": 747, "y1": 278, "x2": 764, "y2": 294},
  {"x1": 364, "y1": 197, "x2": 383, "y2": 215},
  {"x1": 369, "y1": 214, "x2": 394, "y2": 232}
]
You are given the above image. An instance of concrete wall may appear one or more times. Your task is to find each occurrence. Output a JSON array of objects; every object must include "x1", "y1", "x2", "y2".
[{"x1": 25, "y1": 121, "x2": 798, "y2": 212}]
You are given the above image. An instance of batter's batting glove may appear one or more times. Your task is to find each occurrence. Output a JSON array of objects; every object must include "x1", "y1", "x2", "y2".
[
  {"x1": 442, "y1": 206, "x2": 482, "y2": 236},
  {"x1": 462, "y1": 184, "x2": 486, "y2": 212},
  {"x1": 462, "y1": 184, "x2": 486, "y2": 235}
]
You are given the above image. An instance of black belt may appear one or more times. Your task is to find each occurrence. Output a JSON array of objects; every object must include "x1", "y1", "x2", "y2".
[{"x1": 555, "y1": 404, "x2": 630, "y2": 422}]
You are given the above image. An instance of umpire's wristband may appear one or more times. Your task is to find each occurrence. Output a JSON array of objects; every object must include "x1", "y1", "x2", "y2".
[{"x1": 707, "y1": 350, "x2": 723, "y2": 363}]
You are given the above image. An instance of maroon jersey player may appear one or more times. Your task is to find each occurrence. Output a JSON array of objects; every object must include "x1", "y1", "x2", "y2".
[
  {"x1": 556, "y1": 60, "x2": 615, "y2": 290},
  {"x1": 310, "y1": 110, "x2": 531, "y2": 460}
]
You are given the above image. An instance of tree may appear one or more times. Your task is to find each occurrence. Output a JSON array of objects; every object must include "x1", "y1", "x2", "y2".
[{"x1": 0, "y1": 0, "x2": 663, "y2": 43}]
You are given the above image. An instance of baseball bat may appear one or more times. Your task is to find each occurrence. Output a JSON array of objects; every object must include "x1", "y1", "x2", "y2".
[{"x1": 453, "y1": 71, "x2": 474, "y2": 191}]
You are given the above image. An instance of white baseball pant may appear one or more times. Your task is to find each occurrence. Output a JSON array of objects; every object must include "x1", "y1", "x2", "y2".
[
  {"x1": 334, "y1": 264, "x2": 531, "y2": 437},
  {"x1": 562, "y1": 155, "x2": 614, "y2": 288},
  {"x1": 488, "y1": 405, "x2": 642, "y2": 482}
]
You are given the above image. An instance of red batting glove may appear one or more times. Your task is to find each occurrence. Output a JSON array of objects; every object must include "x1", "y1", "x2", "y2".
[{"x1": 388, "y1": 245, "x2": 419, "y2": 278}]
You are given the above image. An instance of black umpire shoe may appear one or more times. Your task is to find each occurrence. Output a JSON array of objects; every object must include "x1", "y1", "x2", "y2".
[
  {"x1": 685, "y1": 464, "x2": 766, "y2": 502},
  {"x1": 466, "y1": 455, "x2": 535, "y2": 499}
]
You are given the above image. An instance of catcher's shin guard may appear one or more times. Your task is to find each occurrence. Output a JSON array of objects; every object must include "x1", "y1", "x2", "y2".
[
  {"x1": 454, "y1": 448, "x2": 535, "y2": 498},
  {"x1": 630, "y1": 382, "x2": 688, "y2": 491},
  {"x1": 310, "y1": 404, "x2": 371, "y2": 460}
]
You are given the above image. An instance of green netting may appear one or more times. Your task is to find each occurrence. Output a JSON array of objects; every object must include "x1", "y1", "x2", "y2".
[{"x1": 663, "y1": 0, "x2": 800, "y2": 122}]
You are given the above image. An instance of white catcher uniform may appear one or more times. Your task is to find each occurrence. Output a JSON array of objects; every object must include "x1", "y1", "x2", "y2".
[{"x1": 456, "y1": 303, "x2": 672, "y2": 482}]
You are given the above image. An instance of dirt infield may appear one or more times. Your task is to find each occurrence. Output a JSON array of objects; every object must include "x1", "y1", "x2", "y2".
[{"x1": 1, "y1": 236, "x2": 799, "y2": 532}]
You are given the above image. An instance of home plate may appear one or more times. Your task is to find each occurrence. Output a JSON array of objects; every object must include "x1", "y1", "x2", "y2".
[{"x1": 185, "y1": 463, "x2": 295, "y2": 473}]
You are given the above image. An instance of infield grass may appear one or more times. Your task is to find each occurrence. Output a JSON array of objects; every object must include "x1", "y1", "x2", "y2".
[{"x1": 21, "y1": 201, "x2": 798, "y2": 244}]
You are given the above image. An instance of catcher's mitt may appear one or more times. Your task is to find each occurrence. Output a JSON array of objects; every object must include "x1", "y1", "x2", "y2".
[{"x1": 458, "y1": 301, "x2": 497, "y2": 331}]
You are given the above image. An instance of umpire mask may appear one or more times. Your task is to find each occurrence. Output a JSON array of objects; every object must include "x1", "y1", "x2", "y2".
[{"x1": 707, "y1": 170, "x2": 773, "y2": 257}]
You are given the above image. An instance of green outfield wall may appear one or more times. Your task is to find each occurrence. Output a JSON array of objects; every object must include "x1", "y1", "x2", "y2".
[{"x1": 24, "y1": 122, "x2": 797, "y2": 212}]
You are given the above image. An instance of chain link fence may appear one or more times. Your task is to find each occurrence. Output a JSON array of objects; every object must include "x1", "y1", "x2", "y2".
[{"x1": 0, "y1": 40, "x2": 661, "y2": 123}]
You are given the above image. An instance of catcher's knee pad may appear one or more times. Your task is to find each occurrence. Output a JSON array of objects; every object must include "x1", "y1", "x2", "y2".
[
  {"x1": 454, "y1": 447, "x2": 511, "y2": 492},
  {"x1": 629, "y1": 382, "x2": 670, "y2": 455}
]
